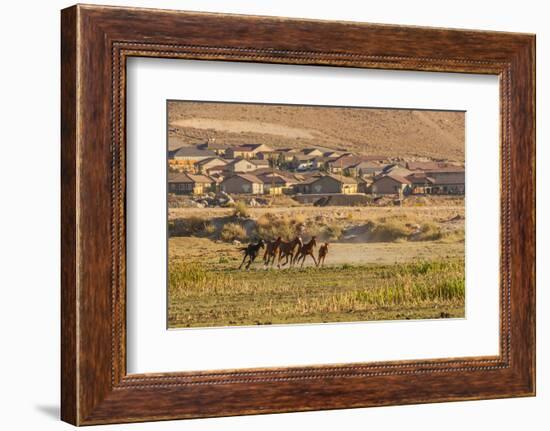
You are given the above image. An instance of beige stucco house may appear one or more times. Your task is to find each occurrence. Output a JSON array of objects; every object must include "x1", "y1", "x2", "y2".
[
  {"x1": 168, "y1": 173, "x2": 215, "y2": 195},
  {"x1": 371, "y1": 174, "x2": 411, "y2": 195},
  {"x1": 220, "y1": 174, "x2": 264, "y2": 194},
  {"x1": 306, "y1": 174, "x2": 358, "y2": 194}
]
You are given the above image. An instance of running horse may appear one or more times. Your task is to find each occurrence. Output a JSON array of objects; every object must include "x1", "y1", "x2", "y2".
[
  {"x1": 263, "y1": 236, "x2": 282, "y2": 267},
  {"x1": 277, "y1": 236, "x2": 302, "y2": 268},
  {"x1": 238, "y1": 239, "x2": 265, "y2": 270},
  {"x1": 317, "y1": 242, "x2": 329, "y2": 267},
  {"x1": 294, "y1": 236, "x2": 318, "y2": 267}
]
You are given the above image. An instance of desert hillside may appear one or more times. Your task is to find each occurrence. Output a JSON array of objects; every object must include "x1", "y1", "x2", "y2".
[{"x1": 168, "y1": 101, "x2": 465, "y2": 162}]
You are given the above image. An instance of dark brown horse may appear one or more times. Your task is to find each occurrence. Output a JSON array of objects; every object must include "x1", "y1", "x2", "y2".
[
  {"x1": 277, "y1": 236, "x2": 302, "y2": 268},
  {"x1": 317, "y1": 242, "x2": 329, "y2": 267},
  {"x1": 238, "y1": 239, "x2": 265, "y2": 270},
  {"x1": 263, "y1": 236, "x2": 282, "y2": 267},
  {"x1": 294, "y1": 236, "x2": 318, "y2": 267}
]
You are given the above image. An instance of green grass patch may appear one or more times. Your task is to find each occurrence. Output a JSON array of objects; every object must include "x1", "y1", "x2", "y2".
[{"x1": 168, "y1": 258, "x2": 465, "y2": 328}]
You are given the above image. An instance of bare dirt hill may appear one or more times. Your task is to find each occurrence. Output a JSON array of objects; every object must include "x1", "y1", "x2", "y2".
[{"x1": 168, "y1": 101, "x2": 465, "y2": 162}]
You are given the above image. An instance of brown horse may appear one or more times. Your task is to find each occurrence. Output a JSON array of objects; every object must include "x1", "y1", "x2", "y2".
[
  {"x1": 317, "y1": 242, "x2": 329, "y2": 267},
  {"x1": 277, "y1": 236, "x2": 302, "y2": 268},
  {"x1": 263, "y1": 236, "x2": 282, "y2": 267},
  {"x1": 294, "y1": 236, "x2": 318, "y2": 267}
]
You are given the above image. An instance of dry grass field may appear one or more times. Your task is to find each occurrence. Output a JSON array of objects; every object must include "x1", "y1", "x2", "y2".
[
  {"x1": 166, "y1": 101, "x2": 466, "y2": 328},
  {"x1": 167, "y1": 202, "x2": 465, "y2": 328}
]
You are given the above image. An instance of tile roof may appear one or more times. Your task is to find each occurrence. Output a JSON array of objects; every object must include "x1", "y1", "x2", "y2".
[
  {"x1": 222, "y1": 173, "x2": 263, "y2": 184},
  {"x1": 228, "y1": 146, "x2": 256, "y2": 152},
  {"x1": 406, "y1": 172, "x2": 436, "y2": 184},
  {"x1": 170, "y1": 146, "x2": 216, "y2": 158},
  {"x1": 168, "y1": 173, "x2": 214, "y2": 184},
  {"x1": 430, "y1": 172, "x2": 465, "y2": 185},
  {"x1": 325, "y1": 174, "x2": 358, "y2": 184},
  {"x1": 257, "y1": 174, "x2": 289, "y2": 185},
  {"x1": 309, "y1": 174, "x2": 358, "y2": 185},
  {"x1": 293, "y1": 154, "x2": 318, "y2": 161},
  {"x1": 196, "y1": 157, "x2": 227, "y2": 166},
  {"x1": 424, "y1": 167, "x2": 465, "y2": 174},
  {"x1": 375, "y1": 174, "x2": 411, "y2": 185}
]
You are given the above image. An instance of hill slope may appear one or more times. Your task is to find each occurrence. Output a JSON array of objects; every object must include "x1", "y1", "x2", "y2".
[{"x1": 168, "y1": 101, "x2": 465, "y2": 161}]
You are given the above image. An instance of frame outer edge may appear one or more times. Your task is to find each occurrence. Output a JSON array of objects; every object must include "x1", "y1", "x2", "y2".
[
  {"x1": 61, "y1": 4, "x2": 80, "y2": 426},
  {"x1": 61, "y1": 4, "x2": 536, "y2": 424},
  {"x1": 521, "y1": 34, "x2": 536, "y2": 395},
  {"x1": 503, "y1": 35, "x2": 536, "y2": 396}
]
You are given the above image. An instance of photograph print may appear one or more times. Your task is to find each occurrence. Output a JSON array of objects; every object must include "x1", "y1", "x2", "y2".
[{"x1": 167, "y1": 101, "x2": 466, "y2": 329}]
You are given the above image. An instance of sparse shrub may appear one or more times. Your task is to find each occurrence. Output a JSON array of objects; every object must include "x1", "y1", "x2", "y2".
[
  {"x1": 232, "y1": 201, "x2": 250, "y2": 218},
  {"x1": 220, "y1": 222, "x2": 247, "y2": 242},
  {"x1": 291, "y1": 213, "x2": 306, "y2": 225},
  {"x1": 439, "y1": 228, "x2": 465, "y2": 243},
  {"x1": 324, "y1": 223, "x2": 343, "y2": 240},
  {"x1": 369, "y1": 219, "x2": 410, "y2": 242},
  {"x1": 256, "y1": 212, "x2": 300, "y2": 240},
  {"x1": 415, "y1": 222, "x2": 443, "y2": 241},
  {"x1": 168, "y1": 216, "x2": 210, "y2": 237},
  {"x1": 167, "y1": 194, "x2": 196, "y2": 208},
  {"x1": 204, "y1": 223, "x2": 217, "y2": 236}
]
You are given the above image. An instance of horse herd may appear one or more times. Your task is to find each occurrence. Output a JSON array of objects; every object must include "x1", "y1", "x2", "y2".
[{"x1": 238, "y1": 236, "x2": 329, "y2": 270}]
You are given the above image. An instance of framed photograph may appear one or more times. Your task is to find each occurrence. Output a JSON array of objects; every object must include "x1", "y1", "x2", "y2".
[{"x1": 61, "y1": 4, "x2": 535, "y2": 425}]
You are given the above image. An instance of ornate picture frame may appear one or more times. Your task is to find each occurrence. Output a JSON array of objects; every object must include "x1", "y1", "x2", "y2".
[{"x1": 61, "y1": 4, "x2": 535, "y2": 425}]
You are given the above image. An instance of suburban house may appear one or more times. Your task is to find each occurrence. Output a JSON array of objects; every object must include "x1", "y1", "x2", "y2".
[
  {"x1": 274, "y1": 148, "x2": 299, "y2": 162},
  {"x1": 291, "y1": 154, "x2": 317, "y2": 170},
  {"x1": 223, "y1": 158, "x2": 258, "y2": 174},
  {"x1": 170, "y1": 146, "x2": 216, "y2": 161},
  {"x1": 327, "y1": 154, "x2": 358, "y2": 174},
  {"x1": 326, "y1": 154, "x2": 386, "y2": 174},
  {"x1": 252, "y1": 168, "x2": 302, "y2": 185},
  {"x1": 195, "y1": 157, "x2": 228, "y2": 174},
  {"x1": 168, "y1": 173, "x2": 215, "y2": 195},
  {"x1": 306, "y1": 174, "x2": 358, "y2": 194},
  {"x1": 196, "y1": 141, "x2": 229, "y2": 156},
  {"x1": 347, "y1": 161, "x2": 382, "y2": 178},
  {"x1": 357, "y1": 177, "x2": 370, "y2": 194},
  {"x1": 257, "y1": 173, "x2": 289, "y2": 195},
  {"x1": 256, "y1": 151, "x2": 278, "y2": 160},
  {"x1": 207, "y1": 172, "x2": 225, "y2": 186},
  {"x1": 311, "y1": 156, "x2": 337, "y2": 170},
  {"x1": 225, "y1": 145, "x2": 256, "y2": 159},
  {"x1": 371, "y1": 174, "x2": 411, "y2": 195},
  {"x1": 406, "y1": 161, "x2": 461, "y2": 171},
  {"x1": 249, "y1": 159, "x2": 270, "y2": 168},
  {"x1": 246, "y1": 143, "x2": 272, "y2": 154},
  {"x1": 426, "y1": 168, "x2": 465, "y2": 194},
  {"x1": 377, "y1": 163, "x2": 412, "y2": 179},
  {"x1": 168, "y1": 146, "x2": 216, "y2": 171},
  {"x1": 301, "y1": 148, "x2": 324, "y2": 157},
  {"x1": 293, "y1": 175, "x2": 322, "y2": 194},
  {"x1": 226, "y1": 143, "x2": 272, "y2": 159},
  {"x1": 406, "y1": 172, "x2": 435, "y2": 194},
  {"x1": 220, "y1": 174, "x2": 264, "y2": 194}
]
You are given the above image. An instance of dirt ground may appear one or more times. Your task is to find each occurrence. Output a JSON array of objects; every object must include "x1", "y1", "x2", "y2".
[
  {"x1": 169, "y1": 237, "x2": 463, "y2": 268},
  {"x1": 167, "y1": 201, "x2": 465, "y2": 327}
]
